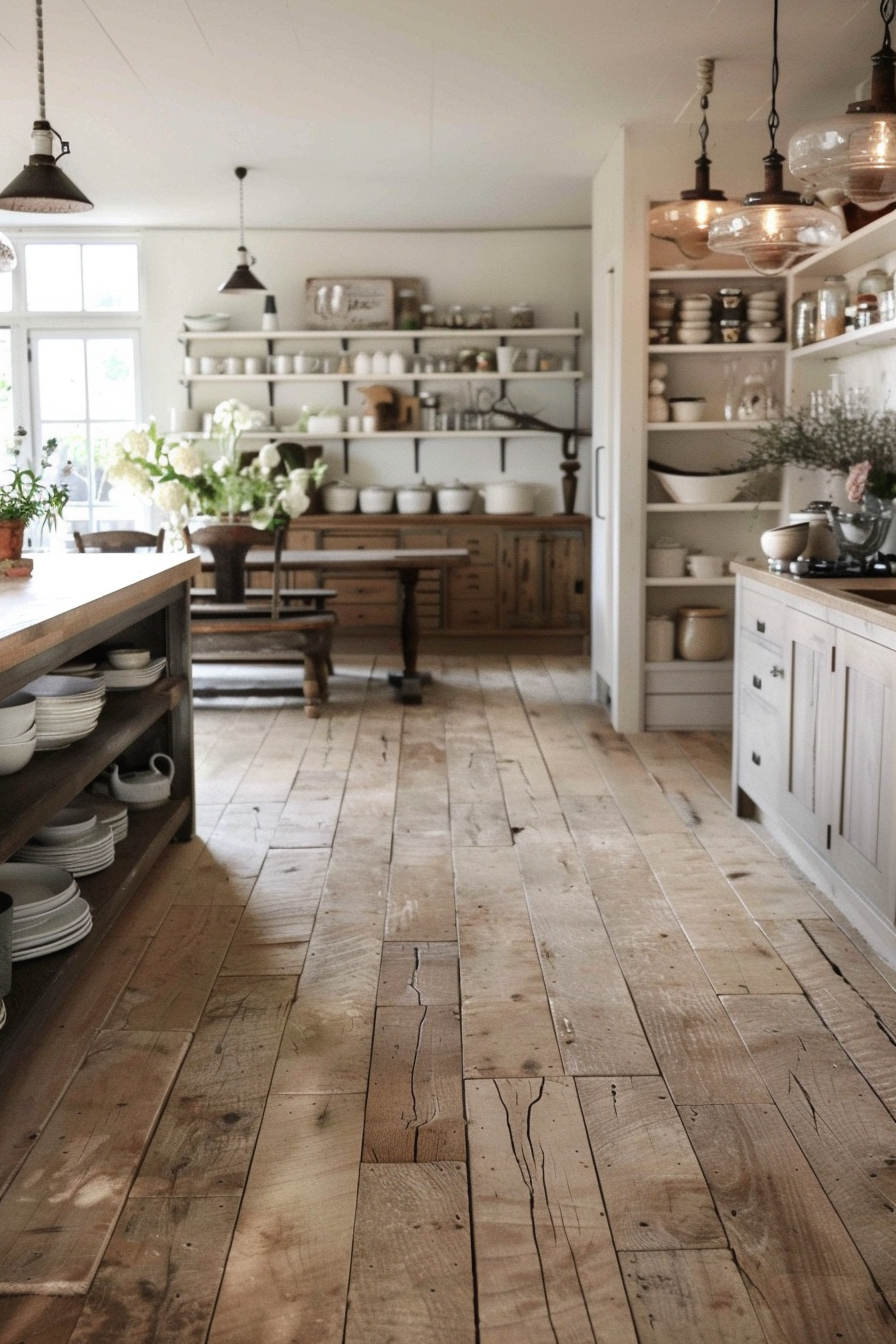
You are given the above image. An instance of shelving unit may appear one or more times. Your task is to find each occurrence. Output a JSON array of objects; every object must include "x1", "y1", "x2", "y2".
[
  {"x1": 643, "y1": 269, "x2": 787, "y2": 729},
  {"x1": 0, "y1": 554, "x2": 198, "y2": 1062},
  {"x1": 177, "y1": 324, "x2": 586, "y2": 474}
]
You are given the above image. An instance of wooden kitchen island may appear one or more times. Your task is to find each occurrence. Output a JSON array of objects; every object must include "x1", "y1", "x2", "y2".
[{"x1": 0, "y1": 553, "x2": 199, "y2": 1060}]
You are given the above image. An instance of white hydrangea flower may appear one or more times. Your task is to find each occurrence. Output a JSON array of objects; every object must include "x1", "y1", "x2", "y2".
[
  {"x1": 278, "y1": 480, "x2": 310, "y2": 518},
  {"x1": 153, "y1": 479, "x2": 189, "y2": 513},
  {"x1": 212, "y1": 457, "x2": 229, "y2": 477},
  {"x1": 168, "y1": 442, "x2": 203, "y2": 476},
  {"x1": 120, "y1": 428, "x2": 154, "y2": 458},
  {"x1": 212, "y1": 399, "x2": 253, "y2": 435},
  {"x1": 258, "y1": 442, "x2": 281, "y2": 471}
]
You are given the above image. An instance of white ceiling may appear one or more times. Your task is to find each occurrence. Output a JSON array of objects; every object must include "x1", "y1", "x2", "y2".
[{"x1": 0, "y1": 0, "x2": 881, "y2": 230}]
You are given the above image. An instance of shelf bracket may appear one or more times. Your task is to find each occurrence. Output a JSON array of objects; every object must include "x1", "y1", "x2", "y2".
[
  {"x1": 414, "y1": 437, "x2": 422, "y2": 474},
  {"x1": 343, "y1": 441, "x2": 351, "y2": 475}
]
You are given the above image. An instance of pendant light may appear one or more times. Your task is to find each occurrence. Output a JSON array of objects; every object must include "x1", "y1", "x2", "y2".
[
  {"x1": 0, "y1": 0, "x2": 92, "y2": 214},
  {"x1": 218, "y1": 167, "x2": 266, "y2": 294},
  {"x1": 788, "y1": 0, "x2": 896, "y2": 211},
  {"x1": 708, "y1": 0, "x2": 843, "y2": 275},
  {"x1": 648, "y1": 59, "x2": 729, "y2": 262}
]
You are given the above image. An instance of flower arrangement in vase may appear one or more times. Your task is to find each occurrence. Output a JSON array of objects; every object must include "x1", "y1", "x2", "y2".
[
  {"x1": 736, "y1": 399, "x2": 896, "y2": 502},
  {"x1": 108, "y1": 400, "x2": 326, "y2": 536}
]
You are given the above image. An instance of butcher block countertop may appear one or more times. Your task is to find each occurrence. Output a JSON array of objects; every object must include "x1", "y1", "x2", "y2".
[
  {"x1": 730, "y1": 560, "x2": 896, "y2": 641},
  {"x1": 0, "y1": 554, "x2": 199, "y2": 683}
]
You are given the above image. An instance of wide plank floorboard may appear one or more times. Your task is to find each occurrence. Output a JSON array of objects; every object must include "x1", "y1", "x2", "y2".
[{"x1": 4, "y1": 656, "x2": 896, "y2": 1340}]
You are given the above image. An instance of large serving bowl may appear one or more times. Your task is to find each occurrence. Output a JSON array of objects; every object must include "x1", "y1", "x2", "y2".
[
  {"x1": 761, "y1": 523, "x2": 809, "y2": 562},
  {"x1": 650, "y1": 465, "x2": 752, "y2": 505},
  {"x1": 0, "y1": 691, "x2": 36, "y2": 739},
  {"x1": 827, "y1": 501, "x2": 894, "y2": 560},
  {"x1": 0, "y1": 736, "x2": 37, "y2": 775}
]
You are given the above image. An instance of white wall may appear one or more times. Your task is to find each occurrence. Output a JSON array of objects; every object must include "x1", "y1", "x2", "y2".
[{"x1": 141, "y1": 228, "x2": 591, "y2": 513}]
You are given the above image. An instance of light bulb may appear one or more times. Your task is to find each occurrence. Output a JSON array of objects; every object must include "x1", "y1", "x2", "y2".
[
  {"x1": 647, "y1": 198, "x2": 729, "y2": 262},
  {"x1": 845, "y1": 121, "x2": 896, "y2": 209}
]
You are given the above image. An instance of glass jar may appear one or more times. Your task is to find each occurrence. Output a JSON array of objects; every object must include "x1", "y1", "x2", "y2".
[
  {"x1": 510, "y1": 301, "x2": 535, "y2": 329},
  {"x1": 816, "y1": 275, "x2": 849, "y2": 341},
  {"x1": 676, "y1": 607, "x2": 729, "y2": 661},
  {"x1": 648, "y1": 290, "x2": 677, "y2": 324},
  {"x1": 396, "y1": 288, "x2": 421, "y2": 330},
  {"x1": 855, "y1": 294, "x2": 879, "y2": 328},
  {"x1": 419, "y1": 393, "x2": 439, "y2": 432},
  {"x1": 447, "y1": 304, "x2": 466, "y2": 329},
  {"x1": 792, "y1": 292, "x2": 816, "y2": 348},
  {"x1": 479, "y1": 305, "x2": 497, "y2": 329},
  {"x1": 859, "y1": 267, "x2": 891, "y2": 296},
  {"x1": 419, "y1": 303, "x2": 436, "y2": 328}
]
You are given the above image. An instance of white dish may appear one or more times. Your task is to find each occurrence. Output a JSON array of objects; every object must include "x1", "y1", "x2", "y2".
[
  {"x1": 650, "y1": 467, "x2": 752, "y2": 505},
  {"x1": 0, "y1": 724, "x2": 37, "y2": 745},
  {"x1": 668, "y1": 398, "x2": 706, "y2": 423},
  {"x1": 675, "y1": 329, "x2": 712, "y2": 345},
  {"x1": 106, "y1": 648, "x2": 151, "y2": 670},
  {"x1": 52, "y1": 660, "x2": 97, "y2": 674},
  {"x1": 0, "y1": 861, "x2": 77, "y2": 897},
  {"x1": 27, "y1": 673, "x2": 105, "y2": 700},
  {"x1": 12, "y1": 915, "x2": 93, "y2": 961},
  {"x1": 0, "y1": 737, "x2": 37, "y2": 773},
  {"x1": 12, "y1": 895, "x2": 90, "y2": 947},
  {"x1": 0, "y1": 691, "x2": 36, "y2": 737},
  {"x1": 183, "y1": 313, "x2": 230, "y2": 332},
  {"x1": 35, "y1": 806, "x2": 98, "y2": 844}
]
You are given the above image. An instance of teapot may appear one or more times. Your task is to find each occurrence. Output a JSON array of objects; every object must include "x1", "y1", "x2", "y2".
[{"x1": 108, "y1": 753, "x2": 175, "y2": 810}]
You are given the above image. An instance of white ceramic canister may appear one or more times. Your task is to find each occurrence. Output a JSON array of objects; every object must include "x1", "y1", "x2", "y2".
[
  {"x1": 321, "y1": 480, "x2": 359, "y2": 513},
  {"x1": 676, "y1": 607, "x2": 729, "y2": 661},
  {"x1": 480, "y1": 481, "x2": 536, "y2": 514},
  {"x1": 395, "y1": 482, "x2": 433, "y2": 515},
  {"x1": 646, "y1": 538, "x2": 688, "y2": 578},
  {"x1": 388, "y1": 350, "x2": 407, "y2": 375},
  {"x1": 359, "y1": 484, "x2": 395, "y2": 514},
  {"x1": 788, "y1": 506, "x2": 840, "y2": 561},
  {"x1": 436, "y1": 480, "x2": 475, "y2": 514},
  {"x1": 353, "y1": 350, "x2": 372, "y2": 376},
  {"x1": 645, "y1": 615, "x2": 675, "y2": 662},
  {"x1": 371, "y1": 350, "x2": 390, "y2": 376}
]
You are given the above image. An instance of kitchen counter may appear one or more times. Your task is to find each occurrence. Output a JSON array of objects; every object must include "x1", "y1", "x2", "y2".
[{"x1": 730, "y1": 560, "x2": 896, "y2": 643}]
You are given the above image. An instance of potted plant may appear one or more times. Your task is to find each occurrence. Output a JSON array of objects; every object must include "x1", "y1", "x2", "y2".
[
  {"x1": 0, "y1": 431, "x2": 70, "y2": 560},
  {"x1": 735, "y1": 400, "x2": 896, "y2": 502}
]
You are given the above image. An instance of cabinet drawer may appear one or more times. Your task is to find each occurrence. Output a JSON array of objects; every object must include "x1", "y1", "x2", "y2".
[
  {"x1": 737, "y1": 684, "x2": 780, "y2": 810},
  {"x1": 448, "y1": 597, "x2": 499, "y2": 628},
  {"x1": 322, "y1": 531, "x2": 400, "y2": 550},
  {"x1": 738, "y1": 635, "x2": 786, "y2": 711},
  {"x1": 327, "y1": 576, "x2": 396, "y2": 602},
  {"x1": 333, "y1": 603, "x2": 397, "y2": 627},
  {"x1": 448, "y1": 566, "x2": 497, "y2": 600},
  {"x1": 401, "y1": 528, "x2": 447, "y2": 549},
  {"x1": 447, "y1": 527, "x2": 498, "y2": 564},
  {"x1": 740, "y1": 583, "x2": 784, "y2": 650}
]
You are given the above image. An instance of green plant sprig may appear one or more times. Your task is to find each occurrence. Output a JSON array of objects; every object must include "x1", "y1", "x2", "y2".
[
  {"x1": 0, "y1": 436, "x2": 70, "y2": 528},
  {"x1": 735, "y1": 402, "x2": 896, "y2": 480}
]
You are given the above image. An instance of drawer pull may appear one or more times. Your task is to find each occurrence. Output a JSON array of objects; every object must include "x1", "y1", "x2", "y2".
[
  {"x1": 771, "y1": 665, "x2": 784, "y2": 678},
  {"x1": 756, "y1": 620, "x2": 766, "y2": 633},
  {"x1": 751, "y1": 751, "x2": 761, "y2": 766},
  {"x1": 752, "y1": 674, "x2": 762, "y2": 690}
]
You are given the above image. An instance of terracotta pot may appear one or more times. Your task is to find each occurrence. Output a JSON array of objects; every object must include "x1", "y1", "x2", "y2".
[{"x1": 0, "y1": 520, "x2": 25, "y2": 561}]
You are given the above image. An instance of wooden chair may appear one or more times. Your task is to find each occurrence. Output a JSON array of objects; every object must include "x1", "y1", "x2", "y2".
[
  {"x1": 188, "y1": 524, "x2": 336, "y2": 718},
  {"x1": 73, "y1": 528, "x2": 164, "y2": 553}
]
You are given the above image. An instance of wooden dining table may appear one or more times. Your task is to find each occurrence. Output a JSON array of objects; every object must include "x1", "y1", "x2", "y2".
[{"x1": 199, "y1": 546, "x2": 470, "y2": 703}]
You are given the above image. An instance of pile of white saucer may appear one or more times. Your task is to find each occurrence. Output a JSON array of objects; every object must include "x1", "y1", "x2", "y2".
[
  {"x1": 23, "y1": 673, "x2": 106, "y2": 751},
  {"x1": 97, "y1": 656, "x2": 166, "y2": 690},
  {"x1": 71, "y1": 791, "x2": 128, "y2": 843},
  {"x1": 14, "y1": 804, "x2": 115, "y2": 876},
  {"x1": 0, "y1": 861, "x2": 92, "y2": 962}
]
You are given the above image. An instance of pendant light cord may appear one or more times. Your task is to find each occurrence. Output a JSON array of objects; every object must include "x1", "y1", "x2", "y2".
[
  {"x1": 696, "y1": 57, "x2": 714, "y2": 159},
  {"x1": 882, "y1": 0, "x2": 895, "y2": 53},
  {"x1": 767, "y1": 0, "x2": 780, "y2": 154},
  {"x1": 235, "y1": 167, "x2": 247, "y2": 250},
  {"x1": 35, "y1": 0, "x2": 46, "y2": 120}
]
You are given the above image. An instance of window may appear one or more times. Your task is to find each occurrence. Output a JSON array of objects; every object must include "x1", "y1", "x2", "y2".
[
  {"x1": 32, "y1": 334, "x2": 139, "y2": 534},
  {"x1": 25, "y1": 243, "x2": 139, "y2": 313}
]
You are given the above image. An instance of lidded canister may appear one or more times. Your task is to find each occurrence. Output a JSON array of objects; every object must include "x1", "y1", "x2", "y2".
[{"x1": 676, "y1": 607, "x2": 729, "y2": 661}]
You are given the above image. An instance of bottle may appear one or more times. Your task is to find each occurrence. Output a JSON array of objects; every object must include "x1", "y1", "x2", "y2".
[
  {"x1": 510, "y1": 301, "x2": 535, "y2": 329},
  {"x1": 792, "y1": 292, "x2": 816, "y2": 348},
  {"x1": 262, "y1": 294, "x2": 278, "y2": 332},
  {"x1": 396, "y1": 288, "x2": 421, "y2": 330},
  {"x1": 419, "y1": 303, "x2": 436, "y2": 328},
  {"x1": 816, "y1": 276, "x2": 849, "y2": 341}
]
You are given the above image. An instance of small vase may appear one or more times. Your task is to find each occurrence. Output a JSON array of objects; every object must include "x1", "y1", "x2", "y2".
[{"x1": 0, "y1": 520, "x2": 25, "y2": 561}]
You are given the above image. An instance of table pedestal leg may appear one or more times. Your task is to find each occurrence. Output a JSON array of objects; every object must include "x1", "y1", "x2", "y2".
[{"x1": 388, "y1": 567, "x2": 432, "y2": 704}]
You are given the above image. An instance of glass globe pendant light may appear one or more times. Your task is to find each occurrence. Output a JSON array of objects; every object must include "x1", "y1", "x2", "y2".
[
  {"x1": 648, "y1": 59, "x2": 729, "y2": 262},
  {"x1": 789, "y1": 0, "x2": 896, "y2": 211},
  {"x1": 708, "y1": 0, "x2": 843, "y2": 275},
  {"x1": 218, "y1": 167, "x2": 267, "y2": 294},
  {"x1": 0, "y1": 0, "x2": 92, "y2": 214}
]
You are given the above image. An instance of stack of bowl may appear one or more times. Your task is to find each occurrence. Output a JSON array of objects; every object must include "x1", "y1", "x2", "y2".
[
  {"x1": 0, "y1": 691, "x2": 37, "y2": 775},
  {"x1": 746, "y1": 290, "x2": 782, "y2": 342},
  {"x1": 675, "y1": 293, "x2": 712, "y2": 344}
]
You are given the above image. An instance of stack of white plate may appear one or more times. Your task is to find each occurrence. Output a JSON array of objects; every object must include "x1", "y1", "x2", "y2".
[
  {"x1": 71, "y1": 791, "x2": 128, "y2": 843},
  {"x1": 14, "y1": 806, "x2": 115, "y2": 876},
  {"x1": 0, "y1": 861, "x2": 93, "y2": 962},
  {"x1": 97, "y1": 656, "x2": 166, "y2": 690},
  {"x1": 23, "y1": 674, "x2": 106, "y2": 751}
]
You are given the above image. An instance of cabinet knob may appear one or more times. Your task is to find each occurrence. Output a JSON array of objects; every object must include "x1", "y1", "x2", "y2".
[
  {"x1": 751, "y1": 751, "x2": 761, "y2": 766},
  {"x1": 756, "y1": 620, "x2": 766, "y2": 633},
  {"x1": 770, "y1": 665, "x2": 784, "y2": 678},
  {"x1": 752, "y1": 674, "x2": 762, "y2": 689}
]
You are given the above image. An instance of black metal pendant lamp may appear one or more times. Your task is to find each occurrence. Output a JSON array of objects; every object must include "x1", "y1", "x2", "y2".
[
  {"x1": 0, "y1": 0, "x2": 92, "y2": 214},
  {"x1": 218, "y1": 167, "x2": 267, "y2": 294},
  {"x1": 648, "y1": 59, "x2": 729, "y2": 262}
]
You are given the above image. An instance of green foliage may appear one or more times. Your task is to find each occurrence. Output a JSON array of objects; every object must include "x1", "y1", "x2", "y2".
[
  {"x1": 0, "y1": 436, "x2": 70, "y2": 527},
  {"x1": 736, "y1": 402, "x2": 896, "y2": 481}
]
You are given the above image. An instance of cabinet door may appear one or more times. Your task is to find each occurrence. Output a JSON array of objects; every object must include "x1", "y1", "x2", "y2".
[
  {"x1": 545, "y1": 530, "x2": 587, "y2": 627},
  {"x1": 500, "y1": 531, "x2": 544, "y2": 627},
  {"x1": 781, "y1": 607, "x2": 835, "y2": 852},
  {"x1": 830, "y1": 629, "x2": 896, "y2": 920}
]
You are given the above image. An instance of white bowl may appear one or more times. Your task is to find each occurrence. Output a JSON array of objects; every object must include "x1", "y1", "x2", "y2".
[
  {"x1": 0, "y1": 724, "x2": 37, "y2": 746},
  {"x1": 651, "y1": 467, "x2": 752, "y2": 504},
  {"x1": 0, "y1": 736, "x2": 37, "y2": 775},
  {"x1": 35, "y1": 805, "x2": 98, "y2": 844},
  {"x1": 0, "y1": 691, "x2": 36, "y2": 737},
  {"x1": 760, "y1": 523, "x2": 809, "y2": 561},
  {"x1": 396, "y1": 486, "x2": 434, "y2": 515},
  {"x1": 669, "y1": 398, "x2": 706, "y2": 423},
  {"x1": 746, "y1": 325, "x2": 782, "y2": 342},
  {"x1": 358, "y1": 486, "x2": 395, "y2": 514},
  {"x1": 687, "y1": 555, "x2": 725, "y2": 579},
  {"x1": 183, "y1": 313, "x2": 230, "y2": 332},
  {"x1": 436, "y1": 483, "x2": 475, "y2": 513},
  {"x1": 646, "y1": 544, "x2": 688, "y2": 578},
  {"x1": 106, "y1": 648, "x2": 151, "y2": 670},
  {"x1": 321, "y1": 482, "x2": 358, "y2": 513},
  {"x1": 675, "y1": 328, "x2": 712, "y2": 345}
]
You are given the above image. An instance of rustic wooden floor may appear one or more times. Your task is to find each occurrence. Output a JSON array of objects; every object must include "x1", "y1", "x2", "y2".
[{"x1": 1, "y1": 654, "x2": 896, "y2": 1344}]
